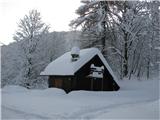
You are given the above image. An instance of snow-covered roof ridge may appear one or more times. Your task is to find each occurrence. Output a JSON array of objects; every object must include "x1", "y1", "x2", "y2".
[{"x1": 40, "y1": 47, "x2": 118, "y2": 82}]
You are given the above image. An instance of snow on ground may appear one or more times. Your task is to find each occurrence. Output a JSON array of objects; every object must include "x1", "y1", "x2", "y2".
[
  {"x1": 96, "y1": 99, "x2": 159, "y2": 119},
  {"x1": 2, "y1": 78, "x2": 159, "y2": 119}
]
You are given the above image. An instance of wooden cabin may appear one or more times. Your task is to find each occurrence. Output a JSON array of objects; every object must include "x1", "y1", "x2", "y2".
[{"x1": 40, "y1": 47, "x2": 120, "y2": 93}]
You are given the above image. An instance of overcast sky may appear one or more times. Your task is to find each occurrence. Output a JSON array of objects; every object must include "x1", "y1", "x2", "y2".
[{"x1": 0, "y1": 0, "x2": 81, "y2": 45}]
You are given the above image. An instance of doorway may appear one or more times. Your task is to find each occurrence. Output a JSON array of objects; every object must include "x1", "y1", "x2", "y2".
[{"x1": 54, "y1": 79, "x2": 63, "y2": 88}]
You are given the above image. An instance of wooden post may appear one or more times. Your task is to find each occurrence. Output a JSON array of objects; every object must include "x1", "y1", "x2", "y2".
[
  {"x1": 101, "y1": 77, "x2": 103, "y2": 91},
  {"x1": 91, "y1": 78, "x2": 94, "y2": 90}
]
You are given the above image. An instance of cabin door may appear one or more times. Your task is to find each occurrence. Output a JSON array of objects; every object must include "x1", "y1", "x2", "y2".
[{"x1": 54, "y1": 79, "x2": 63, "y2": 88}]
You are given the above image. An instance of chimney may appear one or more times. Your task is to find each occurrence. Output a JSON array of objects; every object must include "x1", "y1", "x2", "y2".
[{"x1": 71, "y1": 47, "x2": 80, "y2": 62}]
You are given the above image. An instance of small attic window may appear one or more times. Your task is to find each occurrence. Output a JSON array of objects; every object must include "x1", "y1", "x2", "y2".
[{"x1": 71, "y1": 47, "x2": 80, "y2": 62}]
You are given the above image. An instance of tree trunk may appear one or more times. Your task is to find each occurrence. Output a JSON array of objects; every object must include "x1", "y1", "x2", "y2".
[
  {"x1": 100, "y1": 1, "x2": 107, "y2": 55},
  {"x1": 101, "y1": 21, "x2": 106, "y2": 55},
  {"x1": 122, "y1": 1, "x2": 128, "y2": 77},
  {"x1": 123, "y1": 32, "x2": 128, "y2": 77}
]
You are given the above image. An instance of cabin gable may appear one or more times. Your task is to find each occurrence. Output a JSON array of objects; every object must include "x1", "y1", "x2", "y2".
[{"x1": 74, "y1": 55, "x2": 119, "y2": 91}]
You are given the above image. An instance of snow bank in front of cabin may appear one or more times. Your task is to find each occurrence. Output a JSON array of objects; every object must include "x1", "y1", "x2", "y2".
[
  {"x1": 29, "y1": 88, "x2": 66, "y2": 97},
  {"x1": 2, "y1": 85, "x2": 28, "y2": 93},
  {"x1": 2, "y1": 86, "x2": 66, "y2": 96},
  {"x1": 2, "y1": 78, "x2": 159, "y2": 119}
]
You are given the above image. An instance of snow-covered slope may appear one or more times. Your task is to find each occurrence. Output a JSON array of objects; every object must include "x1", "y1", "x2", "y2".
[{"x1": 2, "y1": 78, "x2": 159, "y2": 119}]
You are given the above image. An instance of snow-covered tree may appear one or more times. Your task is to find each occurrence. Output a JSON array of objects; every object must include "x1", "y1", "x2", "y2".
[
  {"x1": 1, "y1": 43, "x2": 22, "y2": 87},
  {"x1": 115, "y1": 1, "x2": 148, "y2": 77},
  {"x1": 13, "y1": 10, "x2": 49, "y2": 88},
  {"x1": 70, "y1": 1, "x2": 120, "y2": 53},
  {"x1": 70, "y1": 0, "x2": 159, "y2": 79},
  {"x1": 2, "y1": 29, "x2": 77, "y2": 88},
  {"x1": 144, "y1": 1, "x2": 160, "y2": 78}
]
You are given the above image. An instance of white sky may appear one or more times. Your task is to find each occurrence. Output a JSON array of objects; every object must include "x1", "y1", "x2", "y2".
[{"x1": 0, "y1": 0, "x2": 81, "y2": 45}]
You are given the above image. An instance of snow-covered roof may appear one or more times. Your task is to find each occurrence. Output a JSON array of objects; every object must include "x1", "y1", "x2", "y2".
[{"x1": 40, "y1": 48, "x2": 118, "y2": 82}]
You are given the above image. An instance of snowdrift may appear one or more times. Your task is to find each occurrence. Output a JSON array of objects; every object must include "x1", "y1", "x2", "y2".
[
  {"x1": 2, "y1": 79, "x2": 159, "y2": 119},
  {"x1": 2, "y1": 85, "x2": 28, "y2": 93}
]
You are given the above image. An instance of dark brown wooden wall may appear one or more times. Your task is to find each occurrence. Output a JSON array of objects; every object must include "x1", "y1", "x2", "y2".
[{"x1": 48, "y1": 76, "x2": 75, "y2": 93}]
